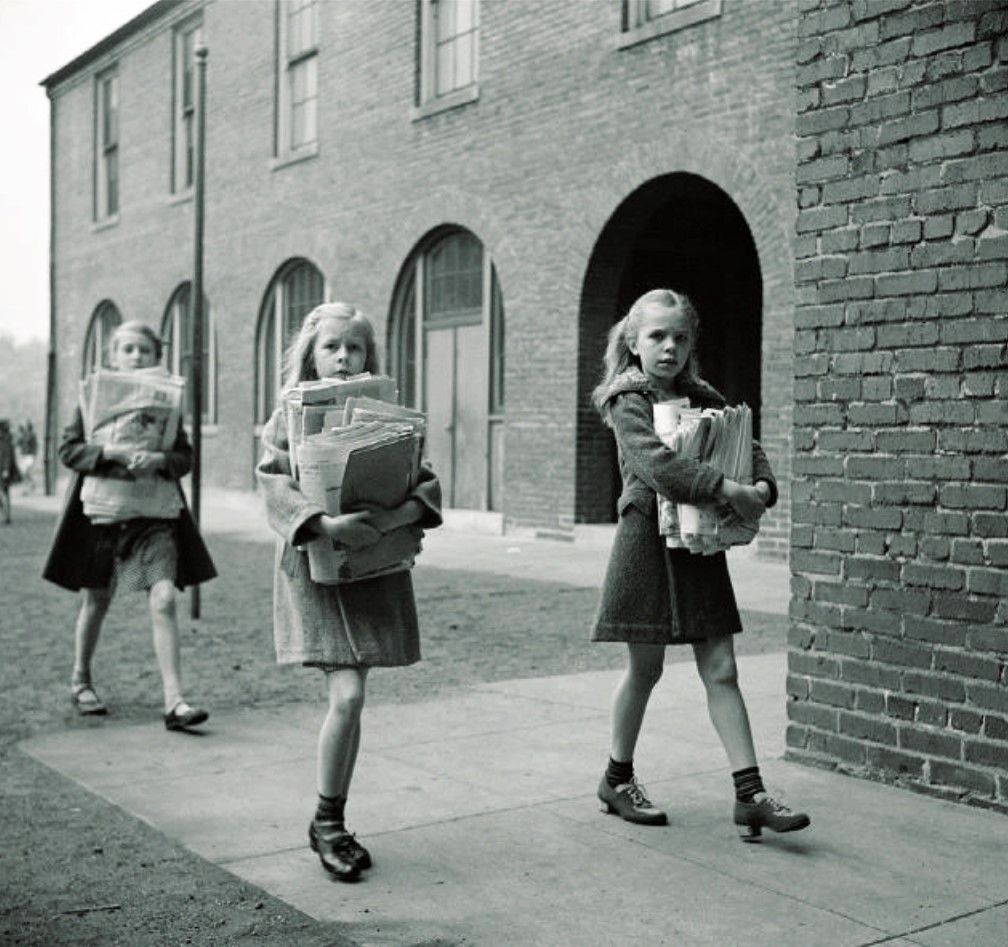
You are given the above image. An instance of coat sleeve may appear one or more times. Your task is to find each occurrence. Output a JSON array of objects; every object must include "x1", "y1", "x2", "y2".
[
  {"x1": 410, "y1": 461, "x2": 443, "y2": 530},
  {"x1": 255, "y1": 409, "x2": 327, "y2": 546},
  {"x1": 609, "y1": 392, "x2": 725, "y2": 504},
  {"x1": 58, "y1": 408, "x2": 110, "y2": 474},
  {"x1": 751, "y1": 440, "x2": 778, "y2": 508}
]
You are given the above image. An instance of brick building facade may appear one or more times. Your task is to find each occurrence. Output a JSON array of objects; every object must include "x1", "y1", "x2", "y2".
[
  {"x1": 43, "y1": 0, "x2": 797, "y2": 553},
  {"x1": 787, "y1": 0, "x2": 1008, "y2": 810}
]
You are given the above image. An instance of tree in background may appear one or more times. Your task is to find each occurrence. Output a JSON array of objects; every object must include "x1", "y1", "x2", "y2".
[{"x1": 0, "y1": 333, "x2": 47, "y2": 460}]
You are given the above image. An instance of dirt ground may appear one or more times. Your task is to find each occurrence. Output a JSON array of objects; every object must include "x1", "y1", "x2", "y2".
[{"x1": 0, "y1": 504, "x2": 786, "y2": 946}]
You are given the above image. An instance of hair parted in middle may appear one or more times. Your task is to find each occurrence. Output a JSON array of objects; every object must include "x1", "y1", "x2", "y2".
[
  {"x1": 282, "y1": 301, "x2": 380, "y2": 391},
  {"x1": 591, "y1": 288, "x2": 701, "y2": 413}
]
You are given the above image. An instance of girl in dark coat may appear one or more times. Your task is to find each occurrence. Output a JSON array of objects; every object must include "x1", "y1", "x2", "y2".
[
  {"x1": 257, "y1": 302, "x2": 442, "y2": 882},
  {"x1": 591, "y1": 289, "x2": 810, "y2": 841},
  {"x1": 43, "y1": 321, "x2": 216, "y2": 729}
]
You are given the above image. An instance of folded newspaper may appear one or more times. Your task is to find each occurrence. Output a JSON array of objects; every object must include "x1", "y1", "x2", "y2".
[
  {"x1": 77, "y1": 367, "x2": 187, "y2": 522},
  {"x1": 297, "y1": 421, "x2": 424, "y2": 583},
  {"x1": 654, "y1": 399, "x2": 757, "y2": 555}
]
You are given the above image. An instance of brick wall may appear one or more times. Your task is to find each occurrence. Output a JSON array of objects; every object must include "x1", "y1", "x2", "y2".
[
  {"x1": 47, "y1": 0, "x2": 797, "y2": 551},
  {"x1": 789, "y1": 0, "x2": 1008, "y2": 810}
]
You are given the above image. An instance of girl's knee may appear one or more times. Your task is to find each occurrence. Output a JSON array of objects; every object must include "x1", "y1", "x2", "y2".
[
  {"x1": 148, "y1": 581, "x2": 176, "y2": 616},
  {"x1": 627, "y1": 646, "x2": 665, "y2": 689},
  {"x1": 82, "y1": 589, "x2": 112, "y2": 615},
  {"x1": 695, "y1": 642, "x2": 739, "y2": 689}
]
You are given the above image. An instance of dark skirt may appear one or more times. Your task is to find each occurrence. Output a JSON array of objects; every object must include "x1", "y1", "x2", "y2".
[{"x1": 591, "y1": 506, "x2": 742, "y2": 645}]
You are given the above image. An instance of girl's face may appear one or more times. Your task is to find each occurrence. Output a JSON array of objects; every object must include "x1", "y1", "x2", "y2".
[
  {"x1": 111, "y1": 329, "x2": 159, "y2": 370},
  {"x1": 628, "y1": 304, "x2": 694, "y2": 396},
  {"x1": 313, "y1": 317, "x2": 369, "y2": 380}
]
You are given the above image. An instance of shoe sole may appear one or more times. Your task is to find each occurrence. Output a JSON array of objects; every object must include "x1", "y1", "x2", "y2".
[
  {"x1": 735, "y1": 815, "x2": 811, "y2": 842},
  {"x1": 598, "y1": 798, "x2": 669, "y2": 826}
]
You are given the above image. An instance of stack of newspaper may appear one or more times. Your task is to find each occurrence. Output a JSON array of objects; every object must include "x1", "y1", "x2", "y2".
[
  {"x1": 654, "y1": 399, "x2": 757, "y2": 555},
  {"x1": 284, "y1": 375, "x2": 427, "y2": 583},
  {"x1": 284, "y1": 374, "x2": 398, "y2": 478},
  {"x1": 78, "y1": 368, "x2": 186, "y2": 521}
]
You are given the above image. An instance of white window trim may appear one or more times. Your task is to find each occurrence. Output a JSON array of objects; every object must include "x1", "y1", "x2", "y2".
[
  {"x1": 276, "y1": 0, "x2": 319, "y2": 159},
  {"x1": 172, "y1": 18, "x2": 202, "y2": 195},
  {"x1": 164, "y1": 290, "x2": 217, "y2": 425},
  {"x1": 617, "y1": 0, "x2": 722, "y2": 49},
  {"x1": 94, "y1": 68, "x2": 119, "y2": 221},
  {"x1": 415, "y1": 0, "x2": 480, "y2": 118}
]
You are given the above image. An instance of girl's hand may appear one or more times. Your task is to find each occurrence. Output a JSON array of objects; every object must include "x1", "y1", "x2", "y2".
[
  {"x1": 127, "y1": 451, "x2": 164, "y2": 476},
  {"x1": 319, "y1": 511, "x2": 381, "y2": 549},
  {"x1": 717, "y1": 479, "x2": 766, "y2": 520}
]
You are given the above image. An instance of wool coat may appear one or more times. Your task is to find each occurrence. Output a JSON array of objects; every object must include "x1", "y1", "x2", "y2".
[
  {"x1": 42, "y1": 409, "x2": 217, "y2": 591},
  {"x1": 591, "y1": 369, "x2": 778, "y2": 645},
  {"x1": 256, "y1": 408, "x2": 442, "y2": 667}
]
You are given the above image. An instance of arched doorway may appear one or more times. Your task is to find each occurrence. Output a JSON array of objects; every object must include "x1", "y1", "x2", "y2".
[
  {"x1": 388, "y1": 227, "x2": 505, "y2": 512},
  {"x1": 576, "y1": 172, "x2": 763, "y2": 523},
  {"x1": 81, "y1": 300, "x2": 122, "y2": 375}
]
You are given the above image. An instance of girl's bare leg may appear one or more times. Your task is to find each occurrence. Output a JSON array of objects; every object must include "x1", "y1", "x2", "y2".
[
  {"x1": 318, "y1": 667, "x2": 368, "y2": 799},
  {"x1": 692, "y1": 635, "x2": 757, "y2": 771},
  {"x1": 73, "y1": 588, "x2": 112, "y2": 682},
  {"x1": 149, "y1": 578, "x2": 184, "y2": 712},
  {"x1": 610, "y1": 643, "x2": 666, "y2": 762}
]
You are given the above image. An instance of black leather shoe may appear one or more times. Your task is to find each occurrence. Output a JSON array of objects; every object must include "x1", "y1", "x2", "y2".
[
  {"x1": 597, "y1": 774, "x2": 668, "y2": 826},
  {"x1": 734, "y1": 792, "x2": 810, "y2": 842},
  {"x1": 164, "y1": 701, "x2": 209, "y2": 731},
  {"x1": 309, "y1": 820, "x2": 364, "y2": 881}
]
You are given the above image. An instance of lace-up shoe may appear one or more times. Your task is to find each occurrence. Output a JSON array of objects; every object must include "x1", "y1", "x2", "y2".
[
  {"x1": 597, "y1": 774, "x2": 668, "y2": 826},
  {"x1": 309, "y1": 820, "x2": 365, "y2": 881},
  {"x1": 734, "y1": 792, "x2": 810, "y2": 842}
]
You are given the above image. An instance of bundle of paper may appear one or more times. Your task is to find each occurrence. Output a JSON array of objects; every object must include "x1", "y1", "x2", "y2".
[
  {"x1": 79, "y1": 367, "x2": 185, "y2": 452},
  {"x1": 653, "y1": 400, "x2": 757, "y2": 555},
  {"x1": 80, "y1": 474, "x2": 183, "y2": 521},
  {"x1": 283, "y1": 374, "x2": 398, "y2": 477},
  {"x1": 297, "y1": 421, "x2": 424, "y2": 584},
  {"x1": 342, "y1": 397, "x2": 427, "y2": 440}
]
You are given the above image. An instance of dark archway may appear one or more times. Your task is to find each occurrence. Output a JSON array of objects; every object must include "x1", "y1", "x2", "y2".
[{"x1": 576, "y1": 173, "x2": 763, "y2": 523}]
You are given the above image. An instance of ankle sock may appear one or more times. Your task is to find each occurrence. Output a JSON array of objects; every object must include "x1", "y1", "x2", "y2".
[
  {"x1": 732, "y1": 766, "x2": 765, "y2": 803},
  {"x1": 606, "y1": 757, "x2": 634, "y2": 789},
  {"x1": 315, "y1": 793, "x2": 346, "y2": 824}
]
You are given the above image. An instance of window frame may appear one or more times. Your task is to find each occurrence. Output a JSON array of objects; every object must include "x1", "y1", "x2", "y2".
[
  {"x1": 94, "y1": 67, "x2": 120, "y2": 221},
  {"x1": 161, "y1": 283, "x2": 217, "y2": 425},
  {"x1": 82, "y1": 301, "x2": 123, "y2": 375},
  {"x1": 275, "y1": 0, "x2": 319, "y2": 161},
  {"x1": 255, "y1": 259, "x2": 326, "y2": 424},
  {"x1": 618, "y1": 0, "x2": 722, "y2": 49},
  {"x1": 414, "y1": 0, "x2": 480, "y2": 120},
  {"x1": 171, "y1": 18, "x2": 202, "y2": 194}
]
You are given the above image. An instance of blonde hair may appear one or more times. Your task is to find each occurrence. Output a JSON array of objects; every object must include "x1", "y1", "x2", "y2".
[
  {"x1": 109, "y1": 320, "x2": 164, "y2": 364},
  {"x1": 282, "y1": 301, "x2": 379, "y2": 390},
  {"x1": 591, "y1": 288, "x2": 700, "y2": 414}
]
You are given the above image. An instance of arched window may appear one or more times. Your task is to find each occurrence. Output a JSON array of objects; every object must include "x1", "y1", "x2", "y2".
[
  {"x1": 161, "y1": 283, "x2": 216, "y2": 423},
  {"x1": 255, "y1": 258, "x2": 325, "y2": 423},
  {"x1": 81, "y1": 300, "x2": 122, "y2": 375},
  {"x1": 388, "y1": 229, "x2": 505, "y2": 511}
]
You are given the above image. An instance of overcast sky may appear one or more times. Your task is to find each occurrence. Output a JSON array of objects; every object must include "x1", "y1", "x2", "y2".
[{"x1": 0, "y1": 0, "x2": 152, "y2": 345}]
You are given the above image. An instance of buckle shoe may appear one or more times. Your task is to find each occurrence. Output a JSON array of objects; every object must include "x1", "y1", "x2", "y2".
[
  {"x1": 309, "y1": 820, "x2": 364, "y2": 881},
  {"x1": 71, "y1": 683, "x2": 108, "y2": 716},
  {"x1": 597, "y1": 774, "x2": 668, "y2": 826},
  {"x1": 734, "y1": 792, "x2": 810, "y2": 842}
]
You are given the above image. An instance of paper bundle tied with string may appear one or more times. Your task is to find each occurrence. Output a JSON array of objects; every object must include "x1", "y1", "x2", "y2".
[{"x1": 654, "y1": 399, "x2": 757, "y2": 555}]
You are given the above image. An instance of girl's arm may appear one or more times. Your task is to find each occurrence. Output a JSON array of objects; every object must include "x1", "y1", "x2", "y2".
[
  {"x1": 609, "y1": 393, "x2": 725, "y2": 504},
  {"x1": 58, "y1": 408, "x2": 128, "y2": 474},
  {"x1": 357, "y1": 463, "x2": 443, "y2": 534},
  {"x1": 255, "y1": 409, "x2": 381, "y2": 549}
]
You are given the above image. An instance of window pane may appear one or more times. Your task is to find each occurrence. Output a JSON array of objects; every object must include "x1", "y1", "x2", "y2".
[
  {"x1": 455, "y1": 35, "x2": 473, "y2": 88},
  {"x1": 436, "y1": 42, "x2": 454, "y2": 95},
  {"x1": 106, "y1": 149, "x2": 118, "y2": 216},
  {"x1": 427, "y1": 232, "x2": 482, "y2": 321}
]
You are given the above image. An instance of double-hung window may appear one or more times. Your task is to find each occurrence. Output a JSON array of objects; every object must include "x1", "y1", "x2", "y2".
[
  {"x1": 619, "y1": 0, "x2": 722, "y2": 48},
  {"x1": 172, "y1": 20, "x2": 201, "y2": 193},
  {"x1": 276, "y1": 0, "x2": 318, "y2": 158},
  {"x1": 416, "y1": 0, "x2": 480, "y2": 116},
  {"x1": 95, "y1": 68, "x2": 119, "y2": 220}
]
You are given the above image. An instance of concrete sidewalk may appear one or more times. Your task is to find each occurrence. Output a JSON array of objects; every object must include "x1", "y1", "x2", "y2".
[{"x1": 16, "y1": 489, "x2": 1008, "y2": 944}]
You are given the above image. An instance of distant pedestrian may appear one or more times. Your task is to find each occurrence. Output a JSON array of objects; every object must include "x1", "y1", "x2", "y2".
[
  {"x1": 590, "y1": 289, "x2": 810, "y2": 841},
  {"x1": 256, "y1": 302, "x2": 442, "y2": 882},
  {"x1": 42, "y1": 320, "x2": 216, "y2": 729},
  {"x1": 16, "y1": 419, "x2": 38, "y2": 493},
  {"x1": 0, "y1": 419, "x2": 21, "y2": 524}
]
